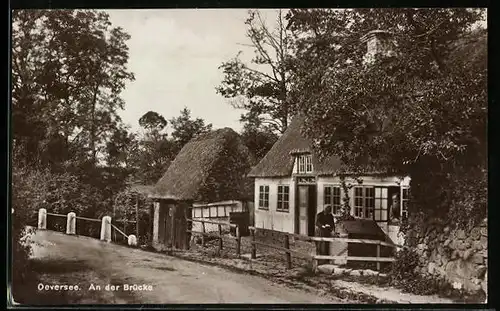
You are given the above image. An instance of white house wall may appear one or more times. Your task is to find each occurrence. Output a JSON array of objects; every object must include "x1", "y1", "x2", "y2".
[
  {"x1": 254, "y1": 177, "x2": 295, "y2": 234},
  {"x1": 192, "y1": 200, "x2": 244, "y2": 232},
  {"x1": 253, "y1": 175, "x2": 411, "y2": 237}
]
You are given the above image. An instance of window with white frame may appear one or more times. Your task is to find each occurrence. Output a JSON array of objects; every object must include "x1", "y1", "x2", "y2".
[
  {"x1": 324, "y1": 185, "x2": 342, "y2": 215},
  {"x1": 277, "y1": 185, "x2": 290, "y2": 212},
  {"x1": 374, "y1": 187, "x2": 388, "y2": 222},
  {"x1": 258, "y1": 185, "x2": 270, "y2": 210},
  {"x1": 297, "y1": 154, "x2": 313, "y2": 174},
  {"x1": 354, "y1": 186, "x2": 375, "y2": 219},
  {"x1": 401, "y1": 187, "x2": 410, "y2": 220}
]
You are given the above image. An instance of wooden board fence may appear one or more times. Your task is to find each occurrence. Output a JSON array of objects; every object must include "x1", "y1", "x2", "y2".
[
  {"x1": 248, "y1": 226, "x2": 401, "y2": 271},
  {"x1": 186, "y1": 218, "x2": 241, "y2": 256}
]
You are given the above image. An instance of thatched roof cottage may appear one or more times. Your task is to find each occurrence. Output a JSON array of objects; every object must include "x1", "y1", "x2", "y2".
[
  {"x1": 247, "y1": 114, "x2": 410, "y2": 244},
  {"x1": 149, "y1": 127, "x2": 255, "y2": 250}
]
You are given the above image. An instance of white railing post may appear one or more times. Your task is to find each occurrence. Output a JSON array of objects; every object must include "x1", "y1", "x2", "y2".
[
  {"x1": 100, "y1": 216, "x2": 112, "y2": 242},
  {"x1": 38, "y1": 208, "x2": 47, "y2": 230},
  {"x1": 128, "y1": 234, "x2": 137, "y2": 247},
  {"x1": 66, "y1": 212, "x2": 76, "y2": 235}
]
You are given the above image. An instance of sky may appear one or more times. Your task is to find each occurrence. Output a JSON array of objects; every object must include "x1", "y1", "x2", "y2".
[{"x1": 106, "y1": 9, "x2": 282, "y2": 134}]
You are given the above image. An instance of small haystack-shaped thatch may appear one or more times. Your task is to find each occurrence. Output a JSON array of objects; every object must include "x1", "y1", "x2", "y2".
[{"x1": 149, "y1": 128, "x2": 255, "y2": 203}]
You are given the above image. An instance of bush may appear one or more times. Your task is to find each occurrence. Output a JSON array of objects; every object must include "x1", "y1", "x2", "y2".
[
  {"x1": 389, "y1": 248, "x2": 453, "y2": 296},
  {"x1": 11, "y1": 205, "x2": 35, "y2": 300},
  {"x1": 390, "y1": 248, "x2": 420, "y2": 280}
]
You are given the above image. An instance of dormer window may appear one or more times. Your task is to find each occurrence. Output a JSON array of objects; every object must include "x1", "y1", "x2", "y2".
[{"x1": 297, "y1": 154, "x2": 313, "y2": 174}]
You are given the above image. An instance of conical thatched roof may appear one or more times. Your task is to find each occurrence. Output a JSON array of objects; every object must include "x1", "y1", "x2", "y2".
[
  {"x1": 149, "y1": 128, "x2": 255, "y2": 202},
  {"x1": 247, "y1": 115, "x2": 342, "y2": 178}
]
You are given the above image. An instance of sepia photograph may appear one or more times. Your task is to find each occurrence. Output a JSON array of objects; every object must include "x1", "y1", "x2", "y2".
[{"x1": 10, "y1": 7, "x2": 487, "y2": 305}]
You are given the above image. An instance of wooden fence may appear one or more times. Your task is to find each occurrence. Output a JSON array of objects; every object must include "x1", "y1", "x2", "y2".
[
  {"x1": 41, "y1": 208, "x2": 401, "y2": 273},
  {"x1": 186, "y1": 218, "x2": 242, "y2": 256},
  {"x1": 248, "y1": 226, "x2": 402, "y2": 271},
  {"x1": 309, "y1": 236, "x2": 401, "y2": 271}
]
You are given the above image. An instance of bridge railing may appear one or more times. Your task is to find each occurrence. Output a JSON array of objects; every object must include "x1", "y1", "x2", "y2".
[{"x1": 38, "y1": 208, "x2": 137, "y2": 247}]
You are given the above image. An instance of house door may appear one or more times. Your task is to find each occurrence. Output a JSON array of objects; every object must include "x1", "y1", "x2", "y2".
[
  {"x1": 297, "y1": 186, "x2": 309, "y2": 235},
  {"x1": 163, "y1": 205, "x2": 175, "y2": 247}
]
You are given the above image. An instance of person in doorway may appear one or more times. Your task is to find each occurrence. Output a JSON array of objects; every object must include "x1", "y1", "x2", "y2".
[
  {"x1": 389, "y1": 193, "x2": 401, "y2": 224},
  {"x1": 315, "y1": 205, "x2": 335, "y2": 262}
]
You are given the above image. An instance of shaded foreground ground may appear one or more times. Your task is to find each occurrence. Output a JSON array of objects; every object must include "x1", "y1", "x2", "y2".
[
  {"x1": 12, "y1": 230, "x2": 341, "y2": 304},
  {"x1": 176, "y1": 235, "x2": 480, "y2": 303}
]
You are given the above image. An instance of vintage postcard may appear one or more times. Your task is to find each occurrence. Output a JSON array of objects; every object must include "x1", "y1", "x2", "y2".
[{"x1": 10, "y1": 8, "x2": 487, "y2": 305}]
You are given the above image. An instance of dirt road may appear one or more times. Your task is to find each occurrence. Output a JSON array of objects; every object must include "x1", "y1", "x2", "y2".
[{"x1": 29, "y1": 230, "x2": 340, "y2": 304}]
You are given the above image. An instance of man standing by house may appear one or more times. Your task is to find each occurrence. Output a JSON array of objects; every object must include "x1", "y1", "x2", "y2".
[{"x1": 315, "y1": 205, "x2": 335, "y2": 262}]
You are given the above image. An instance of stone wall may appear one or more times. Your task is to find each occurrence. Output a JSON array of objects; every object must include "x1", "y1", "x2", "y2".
[{"x1": 408, "y1": 218, "x2": 487, "y2": 294}]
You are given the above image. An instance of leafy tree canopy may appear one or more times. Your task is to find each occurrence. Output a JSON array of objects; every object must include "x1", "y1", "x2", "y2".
[
  {"x1": 170, "y1": 107, "x2": 213, "y2": 153},
  {"x1": 216, "y1": 10, "x2": 295, "y2": 134},
  {"x1": 139, "y1": 111, "x2": 168, "y2": 131},
  {"x1": 287, "y1": 8, "x2": 486, "y2": 226},
  {"x1": 12, "y1": 9, "x2": 135, "y2": 169}
]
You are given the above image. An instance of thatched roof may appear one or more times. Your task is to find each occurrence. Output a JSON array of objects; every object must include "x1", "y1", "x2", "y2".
[
  {"x1": 247, "y1": 115, "x2": 342, "y2": 178},
  {"x1": 129, "y1": 184, "x2": 154, "y2": 195},
  {"x1": 149, "y1": 128, "x2": 255, "y2": 202}
]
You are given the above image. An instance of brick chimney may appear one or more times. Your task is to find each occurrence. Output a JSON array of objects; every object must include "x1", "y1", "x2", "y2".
[{"x1": 360, "y1": 30, "x2": 396, "y2": 65}]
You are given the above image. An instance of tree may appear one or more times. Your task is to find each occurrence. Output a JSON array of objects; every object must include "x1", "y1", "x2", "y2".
[
  {"x1": 287, "y1": 8, "x2": 486, "y2": 226},
  {"x1": 139, "y1": 111, "x2": 167, "y2": 132},
  {"x1": 170, "y1": 107, "x2": 213, "y2": 153},
  {"x1": 216, "y1": 9, "x2": 294, "y2": 134},
  {"x1": 114, "y1": 188, "x2": 153, "y2": 244},
  {"x1": 12, "y1": 9, "x2": 135, "y2": 169},
  {"x1": 240, "y1": 123, "x2": 278, "y2": 161},
  {"x1": 105, "y1": 126, "x2": 137, "y2": 169},
  {"x1": 130, "y1": 111, "x2": 175, "y2": 184},
  {"x1": 11, "y1": 10, "x2": 135, "y2": 285}
]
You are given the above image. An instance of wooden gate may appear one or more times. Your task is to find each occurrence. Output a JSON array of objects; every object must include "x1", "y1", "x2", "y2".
[{"x1": 166, "y1": 204, "x2": 189, "y2": 250}]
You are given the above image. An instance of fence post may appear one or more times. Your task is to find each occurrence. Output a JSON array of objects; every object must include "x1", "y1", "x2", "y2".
[
  {"x1": 251, "y1": 228, "x2": 256, "y2": 259},
  {"x1": 135, "y1": 195, "x2": 139, "y2": 239},
  {"x1": 312, "y1": 257, "x2": 318, "y2": 273},
  {"x1": 284, "y1": 234, "x2": 292, "y2": 269},
  {"x1": 100, "y1": 216, "x2": 112, "y2": 242},
  {"x1": 311, "y1": 238, "x2": 318, "y2": 273},
  {"x1": 376, "y1": 242, "x2": 381, "y2": 271},
  {"x1": 128, "y1": 234, "x2": 138, "y2": 247},
  {"x1": 236, "y1": 225, "x2": 241, "y2": 257},
  {"x1": 201, "y1": 221, "x2": 206, "y2": 247},
  {"x1": 218, "y1": 224, "x2": 223, "y2": 255},
  {"x1": 38, "y1": 208, "x2": 47, "y2": 230},
  {"x1": 66, "y1": 212, "x2": 76, "y2": 235}
]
